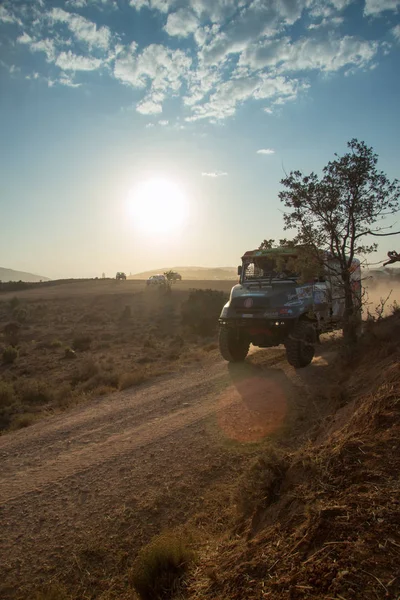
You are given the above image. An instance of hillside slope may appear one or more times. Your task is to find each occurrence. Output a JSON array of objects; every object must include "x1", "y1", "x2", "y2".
[
  {"x1": 0, "y1": 267, "x2": 49, "y2": 283},
  {"x1": 188, "y1": 315, "x2": 400, "y2": 600},
  {"x1": 129, "y1": 266, "x2": 237, "y2": 280}
]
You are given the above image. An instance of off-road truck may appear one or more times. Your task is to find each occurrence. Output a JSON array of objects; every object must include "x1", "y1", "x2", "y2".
[{"x1": 218, "y1": 247, "x2": 361, "y2": 368}]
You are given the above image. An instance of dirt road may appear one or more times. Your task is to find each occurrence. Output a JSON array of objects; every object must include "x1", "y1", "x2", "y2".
[{"x1": 0, "y1": 349, "x2": 330, "y2": 599}]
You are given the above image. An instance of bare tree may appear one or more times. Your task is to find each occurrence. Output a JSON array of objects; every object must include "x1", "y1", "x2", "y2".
[{"x1": 279, "y1": 139, "x2": 400, "y2": 345}]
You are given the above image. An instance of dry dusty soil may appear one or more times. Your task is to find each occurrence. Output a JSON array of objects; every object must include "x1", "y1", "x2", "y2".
[{"x1": 0, "y1": 333, "x2": 332, "y2": 599}]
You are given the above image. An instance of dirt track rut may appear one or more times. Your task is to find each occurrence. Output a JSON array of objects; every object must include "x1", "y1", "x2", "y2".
[{"x1": 0, "y1": 351, "x2": 318, "y2": 598}]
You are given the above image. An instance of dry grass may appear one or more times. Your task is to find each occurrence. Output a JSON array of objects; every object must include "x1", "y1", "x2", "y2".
[
  {"x1": 118, "y1": 370, "x2": 148, "y2": 390},
  {"x1": 130, "y1": 531, "x2": 196, "y2": 600},
  {"x1": 185, "y1": 313, "x2": 400, "y2": 600},
  {"x1": 0, "y1": 280, "x2": 229, "y2": 432}
]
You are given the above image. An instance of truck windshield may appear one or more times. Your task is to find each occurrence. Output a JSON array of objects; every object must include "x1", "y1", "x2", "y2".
[{"x1": 242, "y1": 257, "x2": 298, "y2": 283}]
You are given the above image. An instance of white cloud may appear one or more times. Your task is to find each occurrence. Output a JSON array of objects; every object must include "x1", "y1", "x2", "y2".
[
  {"x1": 364, "y1": 0, "x2": 400, "y2": 16},
  {"x1": 114, "y1": 43, "x2": 191, "y2": 113},
  {"x1": 59, "y1": 73, "x2": 82, "y2": 87},
  {"x1": 308, "y1": 16, "x2": 344, "y2": 29},
  {"x1": 392, "y1": 24, "x2": 400, "y2": 40},
  {"x1": 164, "y1": 8, "x2": 199, "y2": 37},
  {"x1": 17, "y1": 32, "x2": 33, "y2": 45},
  {"x1": 66, "y1": 0, "x2": 87, "y2": 7},
  {"x1": 187, "y1": 73, "x2": 307, "y2": 121},
  {"x1": 50, "y1": 8, "x2": 111, "y2": 50},
  {"x1": 0, "y1": 5, "x2": 22, "y2": 25},
  {"x1": 257, "y1": 148, "x2": 275, "y2": 155},
  {"x1": 129, "y1": 0, "x2": 175, "y2": 12},
  {"x1": 55, "y1": 51, "x2": 102, "y2": 71},
  {"x1": 190, "y1": 0, "x2": 243, "y2": 23},
  {"x1": 202, "y1": 171, "x2": 228, "y2": 177},
  {"x1": 240, "y1": 35, "x2": 378, "y2": 73},
  {"x1": 136, "y1": 97, "x2": 163, "y2": 114},
  {"x1": 114, "y1": 43, "x2": 191, "y2": 91},
  {"x1": 145, "y1": 122, "x2": 155, "y2": 127},
  {"x1": 188, "y1": 76, "x2": 260, "y2": 121},
  {"x1": 158, "y1": 119, "x2": 169, "y2": 125}
]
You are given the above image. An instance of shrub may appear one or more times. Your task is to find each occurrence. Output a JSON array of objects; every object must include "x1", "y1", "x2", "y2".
[
  {"x1": 9, "y1": 296, "x2": 19, "y2": 311},
  {"x1": 181, "y1": 289, "x2": 228, "y2": 336},
  {"x1": 119, "y1": 370, "x2": 148, "y2": 390},
  {"x1": 10, "y1": 413, "x2": 36, "y2": 430},
  {"x1": 72, "y1": 358, "x2": 99, "y2": 384},
  {"x1": 50, "y1": 339, "x2": 63, "y2": 348},
  {"x1": 130, "y1": 531, "x2": 195, "y2": 600},
  {"x1": 3, "y1": 322, "x2": 20, "y2": 346},
  {"x1": 64, "y1": 346, "x2": 76, "y2": 359},
  {"x1": 72, "y1": 335, "x2": 92, "y2": 351},
  {"x1": 18, "y1": 380, "x2": 54, "y2": 405},
  {"x1": 0, "y1": 381, "x2": 15, "y2": 406},
  {"x1": 78, "y1": 370, "x2": 119, "y2": 392},
  {"x1": 13, "y1": 307, "x2": 28, "y2": 323},
  {"x1": 120, "y1": 305, "x2": 132, "y2": 320},
  {"x1": 2, "y1": 345, "x2": 18, "y2": 364}
]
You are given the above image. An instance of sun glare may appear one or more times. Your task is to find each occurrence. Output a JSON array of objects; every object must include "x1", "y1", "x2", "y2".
[{"x1": 127, "y1": 178, "x2": 188, "y2": 234}]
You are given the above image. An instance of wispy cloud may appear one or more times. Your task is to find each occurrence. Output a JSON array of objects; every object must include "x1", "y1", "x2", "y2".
[
  {"x1": 364, "y1": 0, "x2": 400, "y2": 16},
  {"x1": 0, "y1": 5, "x2": 22, "y2": 25},
  {"x1": 1, "y1": 0, "x2": 398, "y2": 122},
  {"x1": 392, "y1": 24, "x2": 400, "y2": 41},
  {"x1": 50, "y1": 8, "x2": 111, "y2": 50},
  {"x1": 202, "y1": 171, "x2": 228, "y2": 177},
  {"x1": 257, "y1": 148, "x2": 275, "y2": 155},
  {"x1": 164, "y1": 8, "x2": 199, "y2": 37},
  {"x1": 56, "y1": 51, "x2": 102, "y2": 71}
]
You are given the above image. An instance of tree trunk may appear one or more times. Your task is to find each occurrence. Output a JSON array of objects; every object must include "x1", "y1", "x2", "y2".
[{"x1": 342, "y1": 272, "x2": 358, "y2": 349}]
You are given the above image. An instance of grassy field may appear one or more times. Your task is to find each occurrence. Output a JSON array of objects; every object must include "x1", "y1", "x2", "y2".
[{"x1": 0, "y1": 279, "x2": 233, "y2": 432}]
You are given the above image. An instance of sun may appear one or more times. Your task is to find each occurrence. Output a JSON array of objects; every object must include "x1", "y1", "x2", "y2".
[{"x1": 127, "y1": 178, "x2": 188, "y2": 234}]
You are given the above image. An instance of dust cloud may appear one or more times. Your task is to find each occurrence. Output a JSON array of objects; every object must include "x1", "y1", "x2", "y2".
[{"x1": 363, "y1": 279, "x2": 400, "y2": 318}]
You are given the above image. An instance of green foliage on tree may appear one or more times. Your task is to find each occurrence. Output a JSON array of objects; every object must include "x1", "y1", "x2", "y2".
[{"x1": 278, "y1": 139, "x2": 400, "y2": 344}]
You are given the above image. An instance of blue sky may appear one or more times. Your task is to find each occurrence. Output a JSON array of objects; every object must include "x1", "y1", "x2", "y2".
[{"x1": 1, "y1": 0, "x2": 399, "y2": 278}]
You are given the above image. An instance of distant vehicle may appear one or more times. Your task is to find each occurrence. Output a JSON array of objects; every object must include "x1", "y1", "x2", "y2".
[
  {"x1": 116, "y1": 272, "x2": 127, "y2": 280},
  {"x1": 146, "y1": 274, "x2": 167, "y2": 286},
  {"x1": 165, "y1": 271, "x2": 182, "y2": 283},
  {"x1": 218, "y1": 246, "x2": 361, "y2": 368}
]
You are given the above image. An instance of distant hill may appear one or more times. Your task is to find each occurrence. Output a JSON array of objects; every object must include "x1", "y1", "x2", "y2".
[
  {"x1": 0, "y1": 267, "x2": 49, "y2": 283},
  {"x1": 129, "y1": 266, "x2": 237, "y2": 280}
]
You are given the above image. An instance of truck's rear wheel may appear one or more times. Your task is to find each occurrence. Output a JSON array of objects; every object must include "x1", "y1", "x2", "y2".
[
  {"x1": 219, "y1": 328, "x2": 249, "y2": 362},
  {"x1": 285, "y1": 321, "x2": 316, "y2": 368}
]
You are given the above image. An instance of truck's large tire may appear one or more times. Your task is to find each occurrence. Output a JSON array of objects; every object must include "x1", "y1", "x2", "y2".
[
  {"x1": 219, "y1": 328, "x2": 250, "y2": 362},
  {"x1": 285, "y1": 320, "x2": 316, "y2": 368}
]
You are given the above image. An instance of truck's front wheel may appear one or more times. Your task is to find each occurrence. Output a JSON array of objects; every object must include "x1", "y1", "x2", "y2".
[
  {"x1": 285, "y1": 321, "x2": 316, "y2": 368},
  {"x1": 219, "y1": 328, "x2": 249, "y2": 362}
]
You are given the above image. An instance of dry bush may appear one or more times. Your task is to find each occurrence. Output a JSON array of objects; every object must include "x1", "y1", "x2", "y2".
[
  {"x1": 17, "y1": 379, "x2": 54, "y2": 405},
  {"x1": 236, "y1": 450, "x2": 287, "y2": 521},
  {"x1": 13, "y1": 307, "x2": 28, "y2": 323},
  {"x1": 181, "y1": 289, "x2": 228, "y2": 336},
  {"x1": 3, "y1": 321, "x2": 20, "y2": 346},
  {"x1": 130, "y1": 531, "x2": 195, "y2": 600},
  {"x1": 72, "y1": 335, "x2": 92, "y2": 351},
  {"x1": 119, "y1": 370, "x2": 148, "y2": 390},
  {"x1": 71, "y1": 358, "x2": 99, "y2": 384},
  {"x1": 0, "y1": 381, "x2": 16, "y2": 407},
  {"x1": 9, "y1": 413, "x2": 37, "y2": 430},
  {"x1": 2, "y1": 345, "x2": 18, "y2": 364}
]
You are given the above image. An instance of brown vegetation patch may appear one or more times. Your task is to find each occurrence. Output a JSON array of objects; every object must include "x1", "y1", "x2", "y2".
[
  {"x1": 0, "y1": 281, "x2": 228, "y2": 432},
  {"x1": 186, "y1": 314, "x2": 400, "y2": 600}
]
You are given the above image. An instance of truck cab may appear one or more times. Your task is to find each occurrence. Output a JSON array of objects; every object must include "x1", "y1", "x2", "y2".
[{"x1": 218, "y1": 247, "x2": 361, "y2": 368}]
